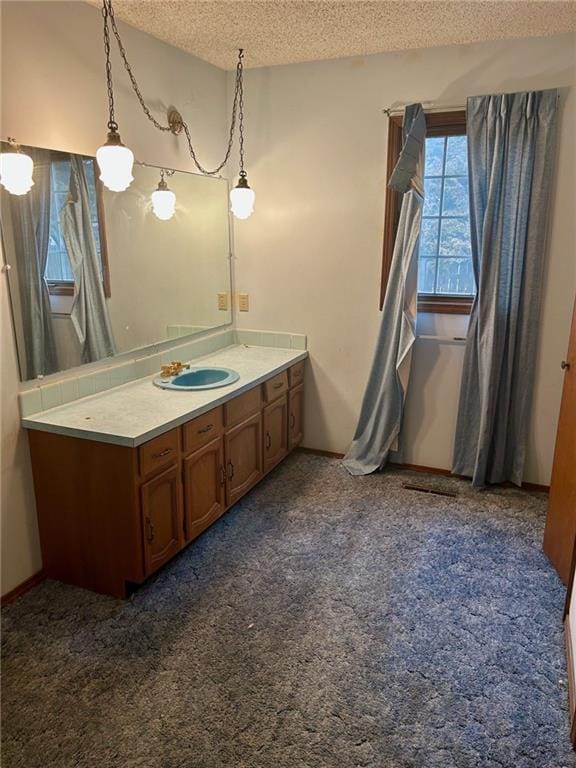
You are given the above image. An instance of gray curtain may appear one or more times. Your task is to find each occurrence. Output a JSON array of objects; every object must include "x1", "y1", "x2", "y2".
[
  {"x1": 61, "y1": 155, "x2": 116, "y2": 363},
  {"x1": 9, "y1": 147, "x2": 58, "y2": 379},
  {"x1": 452, "y1": 89, "x2": 559, "y2": 487},
  {"x1": 343, "y1": 104, "x2": 425, "y2": 475}
]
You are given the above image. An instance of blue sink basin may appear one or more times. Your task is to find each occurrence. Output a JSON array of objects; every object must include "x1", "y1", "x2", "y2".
[{"x1": 154, "y1": 366, "x2": 239, "y2": 391}]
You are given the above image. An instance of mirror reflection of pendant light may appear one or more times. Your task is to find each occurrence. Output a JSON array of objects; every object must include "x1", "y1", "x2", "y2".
[
  {"x1": 151, "y1": 169, "x2": 176, "y2": 220},
  {"x1": 0, "y1": 138, "x2": 34, "y2": 196},
  {"x1": 98, "y1": 1, "x2": 255, "y2": 213},
  {"x1": 96, "y1": 0, "x2": 134, "y2": 192}
]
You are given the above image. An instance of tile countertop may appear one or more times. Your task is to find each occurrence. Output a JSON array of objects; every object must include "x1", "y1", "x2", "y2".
[{"x1": 22, "y1": 345, "x2": 308, "y2": 448}]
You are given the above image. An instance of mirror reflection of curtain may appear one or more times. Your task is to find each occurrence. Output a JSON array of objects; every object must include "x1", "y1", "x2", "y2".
[
  {"x1": 60, "y1": 154, "x2": 116, "y2": 363},
  {"x1": 9, "y1": 147, "x2": 58, "y2": 379}
]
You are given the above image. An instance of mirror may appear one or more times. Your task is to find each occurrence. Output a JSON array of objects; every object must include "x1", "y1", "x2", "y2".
[{"x1": 1, "y1": 143, "x2": 232, "y2": 382}]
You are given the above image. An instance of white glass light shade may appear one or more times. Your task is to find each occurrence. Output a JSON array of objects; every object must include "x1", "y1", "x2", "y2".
[
  {"x1": 96, "y1": 142, "x2": 134, "y2": 192},
  {"x1": 0, "y1": 149, "x2": 34, "y2": 195},
  {"x1": 151, "y1": 187, "x2": 176, "y2": 221},
  {"x1": 230, "y1": 184, "x2": 255, "y2": 220}
]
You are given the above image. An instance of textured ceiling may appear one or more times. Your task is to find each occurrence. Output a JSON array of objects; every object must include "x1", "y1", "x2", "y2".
[{"x1": 90, "y1": 0, "x2": 576, "y2": 70}]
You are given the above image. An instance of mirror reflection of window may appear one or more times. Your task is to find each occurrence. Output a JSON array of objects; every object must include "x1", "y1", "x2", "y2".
[{"x1": 45, "y1": 153, "x2": 110, "y2": 299}]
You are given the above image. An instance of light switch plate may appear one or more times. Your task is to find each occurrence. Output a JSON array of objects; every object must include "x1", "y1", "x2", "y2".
[
  {"x1": 238, "y1": 292, "x2": 249, "y2": 312},
  {"x1": 217, "y1": 292, "x2": 229, "y2": 311}
]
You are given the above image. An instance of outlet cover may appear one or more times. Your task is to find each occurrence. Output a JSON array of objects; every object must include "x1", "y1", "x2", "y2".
[
  {"x1": 238, "y1": 293, "x2": 249, "y2": 312},
  {"x1": 217, "y1": 292, "x2": 229, "y2": 311}
]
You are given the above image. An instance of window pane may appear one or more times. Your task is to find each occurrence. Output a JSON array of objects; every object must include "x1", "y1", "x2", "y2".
[
  {"x1": 442, "y1": 177, "x2": 469, "y2": 216},
  {"x1": 419, "y1": 218, "x2": 439, "y2": 257},
  {"x1": 424, "y1": 137, "x2": 445, "y2": 176},
  {"x1": 417, "y1": 129, "x2": 474, "y2": 299},
  {"x1": 436, "y1": 258, "x2": 475, "y2": 295},
  {"x1": 423, "y1": 177, "x2": 442, "y2": 216},
  {"x1": 46, "y1": 161, "x2": 74, "y2": 283},
  {"x1": 51, "y1": 160, "x2": 70, "y2": 192},
  {"x1": 445, "y1": 135, "x2": 468, "y2": 176},
  {"x1": 418, "y1": 258, "x2": 436, "y2": 293},
  {"x1": 439, "y1": 218, "x2": 471, "y2": 258}
]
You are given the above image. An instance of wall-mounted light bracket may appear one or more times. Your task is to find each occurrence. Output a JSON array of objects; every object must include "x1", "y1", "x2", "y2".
[{"x1": 168, "y1": 109, "x2": 184, "y2": 135}]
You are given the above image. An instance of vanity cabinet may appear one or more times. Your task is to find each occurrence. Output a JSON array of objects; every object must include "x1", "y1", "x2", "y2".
[
  {"x1": 263, "y1": 395, "x2": 288, "y2": 474},
  {"x1": 288, "y1": 384, "x2": 304, "y2": 449},
  {"x1": 27, "y1": 360, "x2": 305, "y2": 598},
  {"x1": 183, "y1": 437, "x2": 225, "y2": 542},
  {"x1": 224, "y1": 412, "x2": 263, "y2": 505},
  {"x1": 141, "y1": 465, "x2": 184, "y2": 575}
]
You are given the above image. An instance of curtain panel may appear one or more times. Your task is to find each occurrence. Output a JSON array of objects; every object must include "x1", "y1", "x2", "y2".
[
  {"x1": 452, "y1": 89, "x2": 559, "y2": 487},
  {"x1": 343, "y1": 104, "x2": 425, "y2": 476},
  {"x1": 8, "y1": 147, "x2": 58, "y2": 379},
  {"x1": 61, "y1": 155, "x2": 116, "y2": 364}
]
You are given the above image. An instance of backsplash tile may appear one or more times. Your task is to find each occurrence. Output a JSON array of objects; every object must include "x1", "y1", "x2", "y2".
[
  {"x1": 40, "y1": 383, "x2": 63, "y2": 411},
  {"x1": 19, "y1": 388, "x2": 43, "y2": 417},
  {"x1": 60, "y1": 378, "x2": 80, "y2": 404},
  {"x1": 77, "y1": 375, "x2": 97, "y2": 399}
]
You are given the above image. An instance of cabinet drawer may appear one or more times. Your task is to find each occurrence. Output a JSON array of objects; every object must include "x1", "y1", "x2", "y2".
[
  {"x1": 263, "y1": 371, "x2": 288, "y2": 402},
  {"x1": 289, "y1": 361, "x2": 305, "y2": 388},
  {"x1": 225, "y1": 386, "x2": 262, "y2": 428},
  {"x1": 138, "y1": 428, "x2": 180, "y2": 479},
  {"x1": 182, "y1": 406, "x2": 223, "y2": 455}
]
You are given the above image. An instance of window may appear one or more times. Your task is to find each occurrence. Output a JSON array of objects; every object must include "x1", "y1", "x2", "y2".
[
  {"x1": 45, "y1": 152, "x2": 110, "y2": 298},
  {"x1": 380, "y1": 111, "x2": 474, "y2": 314}
]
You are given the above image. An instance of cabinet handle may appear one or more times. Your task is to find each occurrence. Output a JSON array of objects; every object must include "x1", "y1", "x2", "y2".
[
  {"x1": 219, "y1": 465, "x2": 226, "y2": 486},
  {"x1": 227, "y1": 461, "x2": 235, "y2": 479},
  {"x1": 266, "y1": 432, "x2": 272, "y2": 450},
  {"x1": 290, "y1": 413, "x2": 296, "y2": 429},
  {"x1": 145, "y1": 516, "x2": 155, "y2": 543},
  {"x1": 273, "y1": 382, "x2": 283, "y2": 389},
  {"x1": 152, "y1": 447, "x2": 172, "y2": 459},
  {"x1": 198, "y1": 424, "x2": 213, "y2": 434}
]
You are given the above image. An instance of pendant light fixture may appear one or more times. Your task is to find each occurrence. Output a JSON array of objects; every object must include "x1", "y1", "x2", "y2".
[
  {"x1": 151, "y1": 169, "x2": 176, "y2": 220},
  {"x1": 96, "y1": 0, "x2": 134, "y2": 192},
  {"x1": 0, "y1": 138, "x2": 34, "y2": 196},
  {"x1": 99, "y1": 1, "x2": 254, "y2": 213},
  {"x1": 229, "y1": 51, "x2": 255, "y2": 220},
  {"x1": 230, "y1": 171, "x2": 255, "y2": 220}
]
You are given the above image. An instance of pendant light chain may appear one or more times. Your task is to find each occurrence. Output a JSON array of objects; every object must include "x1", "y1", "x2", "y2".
[
  {"x1": 238, "y1": 52, "x2": 246, "y2": 178},
  {"x1": 102, "y1": 0, "x2": 118, "y2": 131},
  {"x1": 102, "y1": 0, "x2": 246, "y2": 176}
]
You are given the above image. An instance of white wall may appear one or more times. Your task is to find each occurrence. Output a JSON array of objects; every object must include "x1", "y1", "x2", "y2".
[
  {"x1": 232, "y1": 33, "x2": 576, "y2": 484},
  {"x1": 0, "y1": 0, "x2": 229, "y2": 595}
]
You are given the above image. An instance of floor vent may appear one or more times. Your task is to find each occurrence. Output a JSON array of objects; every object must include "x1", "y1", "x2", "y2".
[{"x1": 403, "y1": 483, "x2": 457, "y2": 498}]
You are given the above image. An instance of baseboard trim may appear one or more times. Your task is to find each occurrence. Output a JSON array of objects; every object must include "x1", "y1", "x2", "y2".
[
  {"x1": 519, "y1": 480, "x2": 550, "y2": 493},
  {"x1": 298, "y1": 447, "x2": 345, "y2": 459},
  {"x1": 1, "y1": 570, "x2": 45, "y2": 607},
  {"x1": 298, "y1": 450, "x2": 549, "y2": 492},
  {"x1": 389, "y1": 461, "x2": 454, "y2": 477}
]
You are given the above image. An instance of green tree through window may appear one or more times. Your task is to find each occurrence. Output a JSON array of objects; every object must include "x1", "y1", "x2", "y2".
[{"x1": 418, "y1": 135, "x2": 475, "y2": 296}]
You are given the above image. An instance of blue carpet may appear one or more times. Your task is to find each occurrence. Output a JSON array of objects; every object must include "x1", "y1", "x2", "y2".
[{"x1": 2, "y1": 453, "x2": 574, "y2": 767}]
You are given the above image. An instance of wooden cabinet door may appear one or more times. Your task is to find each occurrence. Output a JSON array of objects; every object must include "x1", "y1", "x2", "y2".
[
  {"x1": 263, "y1": 395, "x2": 288, "y2": 474},
  {"x1": 288, "y1": 384, "x2": 304, "y2": 450},
  {"x1": 141, "y1": 465, "x2": 184, "y2": 576},
  {"x1": 544, "y1": 297, "x2": 576, "y2": 584},
  {"x1": 225, "y1": 412, "x2": 263, "y2": 506},
  {"x1": 183, "y1": 437, "x2": 225, "y2": 542}
]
